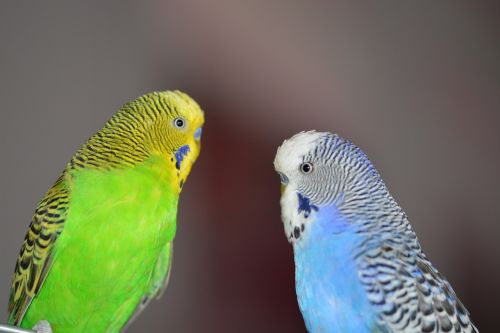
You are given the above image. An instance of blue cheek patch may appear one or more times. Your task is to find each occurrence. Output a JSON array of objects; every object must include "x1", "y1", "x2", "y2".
[
  {"x1": 194, "y1": 127, "x2": 202, "y2": 140},
  {"x1": 174, "y1": 145, "x2": 191, "y2": 170},
  {"x1": 298, "y1": 193, "x2": 319, "y2": 218}
]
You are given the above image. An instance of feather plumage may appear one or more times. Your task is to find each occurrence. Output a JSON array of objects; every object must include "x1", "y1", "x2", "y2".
[
  {"x1": 274, "y1": 131, "x2": 478, "y2": 333},
  {"x1": 8, "y1": 175, "x2": 69, "y2": 325},
  {"x1": 8, "y1": 91, "x2": 204, "y2": 332}
]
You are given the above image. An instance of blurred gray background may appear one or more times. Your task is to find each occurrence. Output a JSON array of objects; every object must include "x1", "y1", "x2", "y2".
[{"x1": 0, "y1": 1, "x2": 499, "y2": 332}]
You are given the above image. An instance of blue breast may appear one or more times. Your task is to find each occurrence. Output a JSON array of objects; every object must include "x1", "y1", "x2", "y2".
[{"x1": 293, "y1": 204, "x2": 377, "y2": 332}]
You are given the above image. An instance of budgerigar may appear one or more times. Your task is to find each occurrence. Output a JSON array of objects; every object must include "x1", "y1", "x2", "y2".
[
  {"x1": 274, "y1": 131, "x2": 478, "y2": 333},
  {"x1": 7, "y1": 91, "x2": 204, "y2": 333}
]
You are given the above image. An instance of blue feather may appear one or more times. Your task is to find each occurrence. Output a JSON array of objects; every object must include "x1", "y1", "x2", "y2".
[{"x1": 294, "y1": 204, "x2": 378, "y2": 332}]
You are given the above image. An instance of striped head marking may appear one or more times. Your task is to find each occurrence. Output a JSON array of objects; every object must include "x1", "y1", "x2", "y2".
[
  {"x1": 71, "y1": 90, "x2": 205, "y2": 190},
  {"x1": 274, "y1": 131, "x2": 382, "y2": 243}
]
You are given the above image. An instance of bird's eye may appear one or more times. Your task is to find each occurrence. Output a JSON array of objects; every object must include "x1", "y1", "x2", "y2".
[
  {"x1": 300, "y1": 162, "x2": 313, "y2": 174},
  {"x1": 174, "y1": 118, "x2": 186, "y2": 129}
]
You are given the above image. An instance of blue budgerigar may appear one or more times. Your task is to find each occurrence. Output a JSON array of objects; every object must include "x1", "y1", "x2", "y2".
[{"x1": 274, "y1": 131, "x2": 478, "y2": 333}]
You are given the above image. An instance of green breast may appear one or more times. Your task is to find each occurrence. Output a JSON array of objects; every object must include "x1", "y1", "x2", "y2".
[{"x1": 22, "y1": 155, "x2": 178, "y2": 332}]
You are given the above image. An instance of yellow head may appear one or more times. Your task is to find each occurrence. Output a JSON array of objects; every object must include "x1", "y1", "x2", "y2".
[{"x1": 70, "y1": 90, "x2": 205, "y2": 189}]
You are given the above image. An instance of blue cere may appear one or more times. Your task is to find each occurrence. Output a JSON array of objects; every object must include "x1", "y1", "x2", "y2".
[{"x1": 175, "y1": 145, "x2": 191, "y2": 170}]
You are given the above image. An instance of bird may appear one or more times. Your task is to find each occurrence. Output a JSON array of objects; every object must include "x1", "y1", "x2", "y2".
[
  {"x1": 273, "y1": 131, "x2": 478, "y2": 333},
  {"x1": 7, "y1": 90, "x2": 204, "y2": 333}
]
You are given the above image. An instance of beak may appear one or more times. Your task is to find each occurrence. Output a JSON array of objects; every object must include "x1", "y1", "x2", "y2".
[{"x1": 278, "y1": 172, "x2": 289, "y2": 195}]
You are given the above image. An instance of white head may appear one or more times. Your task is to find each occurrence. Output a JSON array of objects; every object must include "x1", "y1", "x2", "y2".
[{"x1": 274, "y1": 131, "x2": 385, "y2": 243}]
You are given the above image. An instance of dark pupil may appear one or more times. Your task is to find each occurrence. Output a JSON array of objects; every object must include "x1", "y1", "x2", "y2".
[
  {"x1": 176, "y1": 119, "x2": 184, "y2": 127},
  {"x1": 302, "y1": 164, "x2": 311, "y2": 173}
]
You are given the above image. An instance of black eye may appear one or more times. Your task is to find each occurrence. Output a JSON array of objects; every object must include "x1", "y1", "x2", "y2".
[
  {"x1": 300, "y1": 162, "x2": 313, "y2": 174},
  {"x1": 174, "y1": 118, "x2": 185, "y2": 128}
]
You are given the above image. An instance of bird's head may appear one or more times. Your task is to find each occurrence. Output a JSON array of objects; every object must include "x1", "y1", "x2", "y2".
[
  {"x1": 274, "y1": 131, "x2": 384, "y2": 243},
  {"x1": 72, "y1": 90, "x2": 204, "y2": 191}
]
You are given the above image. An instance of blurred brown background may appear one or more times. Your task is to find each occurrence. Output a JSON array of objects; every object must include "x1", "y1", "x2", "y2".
[{"x1": 0, "y1": 1, "x2": 499, "y2": 332}]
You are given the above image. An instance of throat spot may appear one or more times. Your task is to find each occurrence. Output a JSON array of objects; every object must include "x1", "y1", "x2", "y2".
[{"x1": 294, "y1": 226, "x2": 300, "y2": 239}]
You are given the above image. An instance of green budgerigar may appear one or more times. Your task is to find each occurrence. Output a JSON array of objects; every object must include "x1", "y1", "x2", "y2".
[{"x1": 7, "y1": 91, "x2": 204, "y2": 332}]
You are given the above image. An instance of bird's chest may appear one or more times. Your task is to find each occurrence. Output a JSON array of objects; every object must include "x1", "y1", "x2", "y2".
[
  {"x1": 293, "y1": 211, "x2": 376, "y2": 332},
  {"x1": 56, "y1": 162, "x2": 178, "y2": 293}
]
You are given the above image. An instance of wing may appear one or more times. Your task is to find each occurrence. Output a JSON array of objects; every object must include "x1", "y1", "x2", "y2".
[
  {"x1": 121, "y1": 242, "x2": 174, "y2": 331},
  {"x1": 358, "y1": 235, "x2": 478, "y2": 333},
  {"x1": 8, "y1": 175, "x2": 70, "y2": 325}
]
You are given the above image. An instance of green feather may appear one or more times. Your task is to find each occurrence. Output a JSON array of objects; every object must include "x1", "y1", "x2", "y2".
[{"x1": 21, "y1": 156, "x2": 177, "y2": 332}]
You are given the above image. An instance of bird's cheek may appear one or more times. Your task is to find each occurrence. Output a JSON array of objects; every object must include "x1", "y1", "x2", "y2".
[{"x1": 174, "y1": 144, "x2": 191, "y2": 170}]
